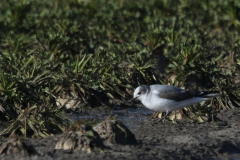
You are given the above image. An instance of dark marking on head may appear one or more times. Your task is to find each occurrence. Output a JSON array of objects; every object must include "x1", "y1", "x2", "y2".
[{"x1": 139, "y1": 85, "x2": 150, "y2": 96}]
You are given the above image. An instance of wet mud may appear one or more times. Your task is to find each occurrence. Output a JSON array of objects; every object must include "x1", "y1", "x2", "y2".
[{"x1": 1, "y1": 106, "x2": 240, "y2": 160}]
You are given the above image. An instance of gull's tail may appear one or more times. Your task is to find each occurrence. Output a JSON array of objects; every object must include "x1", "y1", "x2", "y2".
[{"x1": 194, "y1": 91, "x2": 222, "y2": 98}]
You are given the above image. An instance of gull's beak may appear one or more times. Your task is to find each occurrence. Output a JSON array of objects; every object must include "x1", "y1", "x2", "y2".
[{"x1": 130, "y1": 97, "x2": 138, "y2": 102}]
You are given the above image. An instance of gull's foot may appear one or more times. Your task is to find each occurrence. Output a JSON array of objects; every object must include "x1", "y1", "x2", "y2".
[
  {"x1": 156, "y1": 117, "x2": 166, "y2": 122},
  {"x1": 149, "y1": 111, "x2": 159, "y2": 119},
  {"x1": 172, "y1": 118, "x2": 178, "y2": 124},
  {"x1": 154, "y1": 112, "x2": 170, "y2": 123}
]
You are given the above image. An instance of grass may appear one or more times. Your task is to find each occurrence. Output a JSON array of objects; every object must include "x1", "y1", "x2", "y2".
[{"x1": 0, "y1": 0, "x2": 240, "y2": 137}]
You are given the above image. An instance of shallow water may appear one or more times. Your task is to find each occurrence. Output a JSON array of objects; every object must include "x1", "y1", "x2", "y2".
[
  {"x1": 112, "y1": 107, "x2": 153, "y2": 127},
  {"x1": 68, "y1": 106, "x2": 154, "y2": 128}
]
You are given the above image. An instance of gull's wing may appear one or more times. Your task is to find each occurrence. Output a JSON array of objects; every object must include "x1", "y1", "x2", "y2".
[
  {"x1": 151, "y1": 85, "x2": 194, "y2": 102},
  {"x1": 151, "y1": 85, "x2": 221, "y2": 102}
]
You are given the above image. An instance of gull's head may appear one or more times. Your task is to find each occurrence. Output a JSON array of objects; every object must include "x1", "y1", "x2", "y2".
[{"x1": 130, "y1": 85, "x2": 149, "y2": 102}]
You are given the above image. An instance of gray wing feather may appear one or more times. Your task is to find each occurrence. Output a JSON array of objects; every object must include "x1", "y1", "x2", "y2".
[{"x1": 150, "y1": 85, "x2": 194, "y2": 102}]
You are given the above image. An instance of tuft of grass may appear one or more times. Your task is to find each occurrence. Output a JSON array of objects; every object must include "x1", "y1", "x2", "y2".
[{"x1": 1, "y1": 0, "x2": 240, "y2": 136}]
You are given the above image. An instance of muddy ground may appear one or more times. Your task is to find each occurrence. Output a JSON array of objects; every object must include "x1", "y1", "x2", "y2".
[{"x1": 1, "y1": 105, "x2": 240, "y2": 160}]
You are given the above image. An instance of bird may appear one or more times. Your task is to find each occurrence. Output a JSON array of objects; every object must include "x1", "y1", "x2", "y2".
[{"x1": 130, "y1": 84, "x2": 221, "y2": 121}]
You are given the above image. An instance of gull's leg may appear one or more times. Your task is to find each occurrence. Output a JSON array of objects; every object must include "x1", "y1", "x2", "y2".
[
  {"x1": 172, "y1": 115, "x2": 177, "y2": 124},
  {"x1": 157, "y1": 111, "x2": 170, "y2": 122},
  {"x1": 149, "y1": 111, "x2": 159, "y2": 119}
]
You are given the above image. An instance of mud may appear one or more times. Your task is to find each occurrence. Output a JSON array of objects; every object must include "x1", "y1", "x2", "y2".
[{"x1": 1, "y1": 106, "x2": 240, "y2": 160}]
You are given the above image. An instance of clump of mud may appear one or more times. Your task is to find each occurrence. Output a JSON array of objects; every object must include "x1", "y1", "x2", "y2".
[
  {"x1": 0, "y1": 134, "x2": 38, "y2": 156},
  {"x1": 93, "y1": 116, "x2": 137, "y2": 145},
  {"x1": 55, "y1": 125, "x2": 104, "y2": 153}
]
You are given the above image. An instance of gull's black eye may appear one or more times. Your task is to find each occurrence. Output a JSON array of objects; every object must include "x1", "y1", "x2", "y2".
[{"x1": 138, "y1": 92, "x2": 141, "y2": 95}]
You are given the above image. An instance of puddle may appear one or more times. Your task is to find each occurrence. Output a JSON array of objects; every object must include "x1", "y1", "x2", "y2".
[
  {"x1": 68, "y1": 106, "x2": 154, "y2": 128},
  {"x1": 112, "y1": 107, "x2": 153, "y2": 127}
]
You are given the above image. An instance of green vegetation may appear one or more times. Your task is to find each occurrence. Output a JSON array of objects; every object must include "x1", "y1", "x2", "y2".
[{"x1": 0, "y1": 0, "x2": 240, "y2": 137}]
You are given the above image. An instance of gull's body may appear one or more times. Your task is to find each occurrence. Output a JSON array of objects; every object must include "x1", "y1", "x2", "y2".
[{"x1": 131, "y1": 84, "x2": 221, "y2": 118}]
